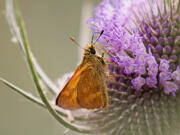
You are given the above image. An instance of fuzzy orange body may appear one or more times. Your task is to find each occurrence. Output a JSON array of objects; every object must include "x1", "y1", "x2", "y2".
[{"x1": 56, "y1": 44, "x2": 108, "y2": 110}]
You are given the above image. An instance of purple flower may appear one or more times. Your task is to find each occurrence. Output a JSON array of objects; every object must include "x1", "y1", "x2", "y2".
[
  {"x1": 159, "y1": 71, "x2": 171, "y2": 84},
  {"x1": 146, "y1": 76, "x2": 157, "y2": 88},
  {"x1": 159, "y1": 59, "x2": 170, "y2": 72},
  {"x1": 86, "y1": 0, "x2": 180, "y2": 134},
  {"x1": 172, "y1": 67, "x2": 180, "y2": 83},
  {"x1": 88, "y1": 0, "x2": 179, "y2": 95},
  {"x1": 164, "y1": 81, "x2": 178, "y2": 96},
  {"x1": 131, "y1": 75, "x2": 145, "y2": 90}
]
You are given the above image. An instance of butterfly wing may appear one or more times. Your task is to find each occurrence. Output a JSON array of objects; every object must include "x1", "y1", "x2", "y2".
[
  {"x1": 56, "y1": 65, "x2": 87, "y2": 110},
  {"x1": 77, "y1": 65, "x2": 108, "y2": 109}
]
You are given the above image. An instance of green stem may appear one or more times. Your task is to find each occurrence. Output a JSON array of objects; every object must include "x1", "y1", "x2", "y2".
[
  {"x1": 0, "y1": 77, "x2": 86, "y2": 121},
  {"x1": 31, "y1": 54, "x2": 58, "y2": 95},
  {"x1": 5, "y1": 0, "x2": 58, "y2": 96},
  {"x1": 0, "y1": 77, "x2": 44, "y2": 107}
]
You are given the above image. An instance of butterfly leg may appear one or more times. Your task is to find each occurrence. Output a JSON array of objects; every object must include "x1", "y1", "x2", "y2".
[
  {"x1": 66, "y1": 110, "x2": 75, "y2": 123},
  {"x1": 107, "y1": 74, "x2": 128, "y2": 81}
]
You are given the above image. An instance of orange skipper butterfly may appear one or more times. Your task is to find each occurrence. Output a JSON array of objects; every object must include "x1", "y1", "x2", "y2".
[{"x1": 56, "y1": 31, "x2": 108, "y2": 110}]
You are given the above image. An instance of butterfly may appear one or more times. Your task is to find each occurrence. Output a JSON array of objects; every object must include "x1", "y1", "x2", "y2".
[{"x1": 56, "y1": 32, "x2": 109, "y2": 110}]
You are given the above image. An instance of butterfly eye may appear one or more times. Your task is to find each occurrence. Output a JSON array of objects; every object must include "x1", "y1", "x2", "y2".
[{"x1": 90, "y1": 47, "x2": 96, "y2": 54}]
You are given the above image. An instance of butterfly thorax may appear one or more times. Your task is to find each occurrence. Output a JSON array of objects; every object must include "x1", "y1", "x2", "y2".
[{"x1": 81, "y1": 44, "x2": 106, "y2": 71}]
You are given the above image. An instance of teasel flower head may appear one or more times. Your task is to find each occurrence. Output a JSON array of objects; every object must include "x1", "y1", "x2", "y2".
[
  {"x1": 85, "y1": 0, "x2": 180, "y2": 134},
  {"x1": 3, "y1": 0, "x2": 180, "y2": 134}
]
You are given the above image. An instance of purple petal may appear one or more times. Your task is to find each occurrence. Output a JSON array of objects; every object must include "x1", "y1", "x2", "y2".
[
  {"x1": 171, "y1": 67, "x2": 180, "y2": 83},
  {"x1": 159, "y1": 59, "x2": 170, "y2": 72},
  {"x1": 164, "y1": 81, "x2": 178, "y2": 96},
  {"x1": 131, "y1": 76, "x2": 145, "y2": 90},
  {"x1": 159, "y1": 71, "x2": 171, "y2": 84},
  {"x1": 146, "y1": 76, "x2": 157, "y2": 88}
]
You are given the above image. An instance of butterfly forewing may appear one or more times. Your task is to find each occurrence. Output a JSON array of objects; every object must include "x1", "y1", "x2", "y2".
[{"x1": 56, "y1": 65, "x2": 87, "y2": 110}]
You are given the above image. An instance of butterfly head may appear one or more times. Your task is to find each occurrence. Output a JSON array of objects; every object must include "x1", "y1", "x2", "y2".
[
  {"x1": 84, "y1": 44, "x2": 96, "y2": 55},
  {"x1": 83, "y1": 44, "x2": 106, "y2": 66}
]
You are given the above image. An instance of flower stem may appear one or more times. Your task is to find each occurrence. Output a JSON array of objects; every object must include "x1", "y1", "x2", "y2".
[
  {"x1": 0, "y1": 77, "x2": 86, "y2": 121},
  {"x1": 5, "y1": 0, "x2": 58, "y2": 96}
]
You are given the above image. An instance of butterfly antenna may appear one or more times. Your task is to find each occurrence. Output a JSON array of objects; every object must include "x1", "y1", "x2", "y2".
[
  {"x1": 102, "y1": 52, "x2": 104, "y2": 57},
  {"x1": 69, "y1": 36, "x2": 84, "y2": 50},
  {"x1": 91, "y1": 33, "x2": 94, "y2": 44},
  {"x1": 94, "y1": 30, "x2": 104, "y2": 44}
]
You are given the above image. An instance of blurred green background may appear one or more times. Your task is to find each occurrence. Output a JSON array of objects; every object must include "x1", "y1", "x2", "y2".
[{"x1": 0, "y1": 0, "x2": 100, "y2": 134}]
